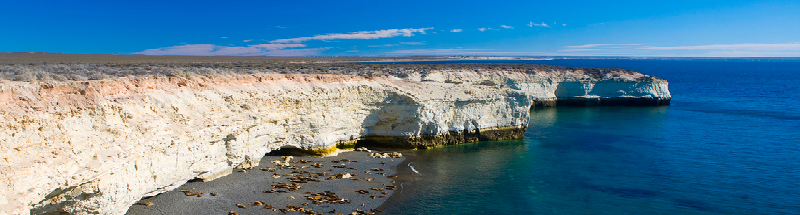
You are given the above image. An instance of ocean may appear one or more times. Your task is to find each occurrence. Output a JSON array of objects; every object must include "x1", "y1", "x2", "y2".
[{"x1": 377, "y1": 59, "x2": 800, "y2": 214}]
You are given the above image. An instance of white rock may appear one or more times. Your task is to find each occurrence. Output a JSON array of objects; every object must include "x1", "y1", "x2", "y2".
[{"x1": 0, "y1": 69, "x2": 670, "y2": 214}]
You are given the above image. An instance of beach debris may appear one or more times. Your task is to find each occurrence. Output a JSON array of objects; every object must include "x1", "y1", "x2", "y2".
[
  {"x1": 335, "y1": 173, "x2": 351, "y2": 179},
  {"x1": 370, "y1": 188, "x2": 384, "y2": 191},
  {"x1": 135, "y1": 201, "x2": 153, "y2": 206},
  {"x1": 272, "y1": 182, "x2": 302, "y2": 191},
  {"x1": 229, "y1": 211, "x2": 238, "y2": 215},
  {"x1": 289, "y1": 196, "x2": 295, "y2": 199},
  {"x1": 283, "y1": 156, "x2": 294, "y2": 162},
  {"x1": 236, "y1": 204, "x2": 246, "y2": 208},
  {"x1": 312, "y1": 163, "x2": 323, "y2": 168},
  {"x1": 387, "y1": 175, "x2": 398, "y2": 178},
  {"x1": 385, "y1": 185, "x2": 396, "y2": 190},
  {"x1": 210, "y1": 193, "x2": 218, "y2": 196},
  {"x1": 367, "y1": 178, "x2": 374, "y2": 181},
  {"x1": 371, "y1": 168, "x2": 384, "y2": 171},
  {"x1": 369, "y1": 152, "x2": 402, "y2": 158},
  {"x1": 355, "y1": 147, "x2": 371, "y2": 152},
  {"x1": 250, "y1": 201, "x2": 265, "y2": 206},
  {"x1": 264, "y1": 204, "x2": 274, "y2": 209},
  {"x1": 356, "y1": 190, "x2": 369, "y2": 194},
  {"x1": 180, "y1": 190, "x2": 204, "y2": 197},
  {"x1": 304, "y1": 191, "x2": 351, "y2": 205},
  {"x1": 272, "y1": 173, "x2": 281, "y2": 178}
]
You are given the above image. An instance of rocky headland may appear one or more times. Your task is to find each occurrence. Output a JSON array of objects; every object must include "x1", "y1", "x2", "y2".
[{"x1": 0, "y1": 54, "x2": 670, "y2": 214}]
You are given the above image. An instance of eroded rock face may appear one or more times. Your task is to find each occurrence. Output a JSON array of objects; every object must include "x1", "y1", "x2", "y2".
[{"x1": 0, "y1": 68, "x2": 669, "y2": 215}]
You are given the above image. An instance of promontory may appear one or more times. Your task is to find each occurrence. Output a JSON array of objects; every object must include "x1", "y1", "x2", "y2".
[{"x1": 0, "y1": 54, "x2": 670, "y2": 215}]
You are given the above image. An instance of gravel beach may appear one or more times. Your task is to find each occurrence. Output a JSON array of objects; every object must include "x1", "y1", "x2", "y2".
[{"x1": 125, "y1": 149, "x2": 404, "y2": 215}]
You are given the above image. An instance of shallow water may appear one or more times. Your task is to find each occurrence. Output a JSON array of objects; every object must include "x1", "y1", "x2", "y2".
[{"x1": 381, "y1": 59, "x2": 800, "y2": 214}]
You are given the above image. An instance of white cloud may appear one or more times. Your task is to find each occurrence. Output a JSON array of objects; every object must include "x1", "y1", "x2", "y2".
[
  {"x1": 368, "y1": 41, "x2": 426, "y2": 48},
  {"x1": 558, "y1": 43, "x2": 800, "y2": 57},
  {"x1": 243, "y1": 39, "x2": 253, "y2": 42},
  {"x1": 248, "y1": 44, "x2": 308, "y2": 49},
  {"x1": 640, "y1": 43, "x2": 800, "y2": 51},
  {"x1": 270, "y1": 28, "x2": 433, "y2": 43},
  {"x1": 276, "y1": 26, "x2": 286, "y2": 29},
  {"x1": 450, "y1": 29, "x2": 463, "y2": 32},
  {"x1": 565, "y1": 44, "x2": 642, "y2": 48},
  {"x1": 389, "y1": 48, "x2": 542, "y2": 55},
  {"x1": 368, "y1": 44, "x2": 398, "y2": 48},
  {"x1": 500, "y1": 25, "x2": 514, "y2": 29},
  {"x1": 478, "y1": 28, "x2": 488, "y2": 32},
  {"x1": 528, "y1": 22, "x2": 550, "y2": 27},
  {"x1": 135, "y1": 44, "x2": 325, "y2": 56},
  {"x1": 221, "y1": 37, "x2": 227, "y2": 39},
  {"x1": 563, "y1": 24, "x2": 567, "y2": 26}
]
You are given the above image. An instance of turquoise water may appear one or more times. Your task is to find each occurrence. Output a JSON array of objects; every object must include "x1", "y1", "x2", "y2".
[{"x1": 381, "y1": 59, "x2": 800, "y2": 214}]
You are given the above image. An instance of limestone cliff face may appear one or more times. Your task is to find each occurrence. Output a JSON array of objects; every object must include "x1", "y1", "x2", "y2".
[{"x1": 0, "y1": 69, "x2": 669, "y2": 215}]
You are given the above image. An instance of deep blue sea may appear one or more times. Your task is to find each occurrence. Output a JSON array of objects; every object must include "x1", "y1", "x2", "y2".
[{"x1": 379, "y1": 59, "x2": 800, "y2": 214}]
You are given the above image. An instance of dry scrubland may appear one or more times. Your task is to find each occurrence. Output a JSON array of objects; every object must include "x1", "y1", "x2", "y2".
[{"x1": 0, "y1": 53, "x2": 650, "y2": 81}]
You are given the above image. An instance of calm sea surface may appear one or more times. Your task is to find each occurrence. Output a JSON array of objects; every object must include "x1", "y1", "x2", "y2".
[{"x1": 378, "y1": 59, "x2": 800, "y2": 214}]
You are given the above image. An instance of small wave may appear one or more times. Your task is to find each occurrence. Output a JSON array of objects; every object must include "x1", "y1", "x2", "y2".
[{"x1": 408, "y1": 162, "x2": 420, "y2": 175}]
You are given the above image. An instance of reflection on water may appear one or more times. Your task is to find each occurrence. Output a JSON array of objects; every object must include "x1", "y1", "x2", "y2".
[
  {"x1": 381, "y1": 59, "x2": 800, "y2": 215},
  {"x1": 382, "y1": 106, "x2": 800, "y2": 215}
]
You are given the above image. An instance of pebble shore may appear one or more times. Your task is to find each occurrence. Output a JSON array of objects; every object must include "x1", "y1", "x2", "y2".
[{"x1": 126, "y1": 149, "x2": 404, "y2": 215}]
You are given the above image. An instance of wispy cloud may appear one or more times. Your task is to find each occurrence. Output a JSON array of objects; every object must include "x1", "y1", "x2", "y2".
[
  {"x1": 565, "y1": 44, "x2": 642, "y2": 48},
  {"x1": 450, "y1": 29, "x2": 463, "y2": 33},
  {"x1": 243, "y1": 39, "x2": 253, "y2": 42},
  {"x1": 640, "y1": 43, "x2": 800, "y2": 51},
  {"x1": 368, "y1": 44, "x2": 398, "y2": 48},
  {"x1": 500, "y1": 25, "x2": 514, "y2": 29},
  {"x1": 559, "y1": 43, "x2": 800, "y2": 57},
  {"x1": 400, "y1": 41, "x2": 426, "y2": 45},
  {"x1": 389, "y1": 48, "x2": 542, "y2": 55},
  {"x1": 368, "y1": 41, "x2": 426, "y2": 48},
  {"x1": 270, "y1": 28, "x2": 432, "y2": 43},
  {"x1": 135, "y1": 44, "x2": 326, "y2": 56},
  {"x1": 221, "y1": 37, "x2": 228, "y2": 39},
  {"x1": 478, "y1": 28, "x2": 487, "y2": 32},
  {"x1": 528, "y1": 22, "x2": 550, "y2": 27}
]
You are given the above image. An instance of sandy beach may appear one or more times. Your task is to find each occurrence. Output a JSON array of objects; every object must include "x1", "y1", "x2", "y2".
[{"x1": 125, "y1": 149, "x2": 404, "y2": 215}]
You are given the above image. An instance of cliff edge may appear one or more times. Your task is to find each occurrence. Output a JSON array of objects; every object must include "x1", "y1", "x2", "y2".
[{"x1": 0, "y1": 62, "x2": 669, "y2": 214}]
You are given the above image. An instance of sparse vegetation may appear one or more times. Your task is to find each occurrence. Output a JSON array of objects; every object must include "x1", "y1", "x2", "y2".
[{"x1": 0, "y1": 53, "x2": 647, "y2": 81}]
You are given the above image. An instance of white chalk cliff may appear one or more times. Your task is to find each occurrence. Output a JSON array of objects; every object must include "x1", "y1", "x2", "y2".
[{"x1": 0, "y1": 68, "x2": 670, "y2": 214}]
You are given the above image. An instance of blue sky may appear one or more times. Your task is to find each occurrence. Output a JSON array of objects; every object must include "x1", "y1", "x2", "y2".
[{"x1": 2, "y1": 0, "x2": 799, "y2": 57}]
